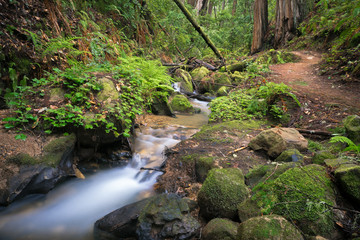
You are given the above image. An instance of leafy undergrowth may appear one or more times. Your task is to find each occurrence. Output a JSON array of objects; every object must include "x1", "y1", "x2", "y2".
[{"x1": 291, "y1": 0, "x2": 360, "y2": 80}]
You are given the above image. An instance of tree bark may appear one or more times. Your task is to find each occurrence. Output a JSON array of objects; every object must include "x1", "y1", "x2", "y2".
[
  {"x1": 173, "y1": 0, "x2": 224, "y2": 63},
  {"x1": 251, "y1": 0, "x2": 268, "y2": 54},
  {"x1": 274, "y1": 0, "x2": 311, "y2": 48},
  {"x1": 232, "y1": 0, "x2": 237, "y2": 16},
  {"x1": 208, "y1": 0, "x2": 213, "y2": 15}
]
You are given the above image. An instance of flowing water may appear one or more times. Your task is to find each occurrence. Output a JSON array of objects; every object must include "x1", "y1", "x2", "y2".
[{"x1": 0, "y1": 98, "x2": 209, "y2": 240}]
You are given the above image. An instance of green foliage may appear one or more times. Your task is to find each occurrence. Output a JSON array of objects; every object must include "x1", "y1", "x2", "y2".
[
  {"x1": 329, "y1": 136, "x2": 360, "y2": 154},
  {"x1": 209, "y1": 82, "x2": 299, "y2": 123}
]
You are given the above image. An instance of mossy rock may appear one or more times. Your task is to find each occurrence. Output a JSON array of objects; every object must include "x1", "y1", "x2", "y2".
[
  {"x1": 195, "y1": 156, "x2": 216, "y2": 183},
  {"x1": 190, "y1": 66, "x2": 209, "y2": 81},
  {"x1": 216, "y1": 86, "x2": 229, "y2": 97},
  {"x1": 334, "y1": 164, "x2": 360, "y2": 204},
  {"x1": 151, "y1": 95, "x2": 174, "y2": 116},
  {"x1": 202, "y1": 218, "x2": 238, "y2": 240},
  {"x1": 169, "y1": 95, "x2": 194, "y2": 113},
  {"x1": 274, "y1": 149, "x2": 303, "y2": 162},
  {"x1": 237, "y1": 198, "x2": 262, "y2": 222},
  {"x1": 236, "y1": 215, "x2": 304, "y2": 240},
  {"x1": 7, "y1": 153, "x2": 38, "y2": 165},
  {"x1": 230, "y1": 71, "x2": 249, "y2": 83},
  {"x1": 324, "y1": 158, "x2": 349, "y2": 168},
  {"x1": 312, "y1": 151, "x2": 336, "y2": 165},
  {"x1": 343, "y1": 115, "x2": 360, "y2": 144},
  {"x1": 49, "y1": 88, "x2": 65, "y2": 103},
  {"x1": 41, "y1": 133, "x2": 76, "y2": 167},
  {"x1": 226, "y1": 62, "x2": 247, "y2": 73},
  {"x1": 245, "y1": 162, "x2": 300, "y2": 189},
  {"x1": 198, "y1": 73, "x2": 231, "y2": 94},
  {"x1": 174, "y1": 69, "x2": 193, "y2": 93},
  {"x1": 96, "y1": 77, "x2": 119, "y2": 104},
  {"x1": 251, "y1": 164, "x2": 336, "y2": 238},
  {"x1": 198, "y1": 168, "x2": 250, "y2": 220}
]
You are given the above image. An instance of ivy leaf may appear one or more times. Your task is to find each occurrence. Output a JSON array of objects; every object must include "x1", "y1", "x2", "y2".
[{"x1": 15, "y1": 134, "x2": 27, "y2": 141}]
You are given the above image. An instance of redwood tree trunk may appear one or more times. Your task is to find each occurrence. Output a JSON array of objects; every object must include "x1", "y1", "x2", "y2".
[
  {"x1": 251, "y1": 0, "x2": 268, "y2": 54},
  {"x1": 274, "y1": 0, "x2": 311, "y2": 47},
  {"x1": 232, "y1": 0, "x2": 237, "y2": 16}
]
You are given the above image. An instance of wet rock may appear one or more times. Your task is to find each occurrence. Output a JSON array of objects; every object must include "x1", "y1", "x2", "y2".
[
  {"x1": 250, "y1": 164, "x2": 336, "y2": 238},
  {"x1": 237, "y1": 215, "x2": 304, "y2": 240},
  {"x1": 249, "y1": 128, "x2": 308, "y2": 158},
  {"x1": 151, "y1": 95, "x2": 175, "y2": 117},
  {"x1": 201, "y1": 218, "x2": 238, "y2": 240},
  {"x1": 169, "y1": 95, "x2": 194, "y2": 113},
  {"x1": 174, "y1": 69, "x2": 193, "y2": 93},
  {"x1": 274, "y1": 148, "x2": 303, "y2": 162},
  {"x1": 198, "y1": 168, "x2": 250, "y2": 220},
  {"x1": 94, "y1": 197, "x2": 152, "y2": 239},
  {"x1": 0, "y1": 134, "x2": 76, "y2": 205},
  {"x1": 343, "y1": 115, "x2": 360, "y2": 144},
  {"x1": 136, "y1": 193, "x2": 200, "y2": 240}
]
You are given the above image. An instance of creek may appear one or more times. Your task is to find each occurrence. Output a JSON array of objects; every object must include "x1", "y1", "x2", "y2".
[{"x1": 0, "y1": 99, "x2": 210, "y2": 240}]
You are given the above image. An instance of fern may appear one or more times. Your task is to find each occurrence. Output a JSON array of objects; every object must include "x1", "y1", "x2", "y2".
[{"x1": 329, "y1": 136, "x2": 360, "y2": 154}]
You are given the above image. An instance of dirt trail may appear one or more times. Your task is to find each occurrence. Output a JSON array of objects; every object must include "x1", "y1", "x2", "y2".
[{"x1": 268, "y1": 50, "x2": 360, "y2": 129}]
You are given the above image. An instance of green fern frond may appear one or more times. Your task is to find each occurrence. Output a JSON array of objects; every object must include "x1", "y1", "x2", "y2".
[{"x1": 329, "y1": 136, "x2": 355, "y2": 146}]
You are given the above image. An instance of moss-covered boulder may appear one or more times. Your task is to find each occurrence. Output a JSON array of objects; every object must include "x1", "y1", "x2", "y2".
[
  {"x1": 312, "y1": 151, "x2": 336, "y2": 165},
  {"x1": 190, "y1": 66, "x2": 210, "y2": 81},
  {"x1": 151, "y1": 95, "x2": 175, "y2": 116},
  {"x1": 245, "y1": 162, "x2": 300, "y2": 189},
  {"x1": 249, "y1": 128, "x2": 308, "y2": 158},
  {"x1": 174, "y1": 69, "x2": 193, "y2": 93},
  {"x1": 198, "y1": 168, "x2": 250, "y2": 220},
  {"x1": 136, "y1": 193, "x2": 200, "y2": 240},
  {"x1": 343, "y1": 115, "x2": 360, "y2": 144},
  {"x1": 251, "y1": 165, "x2": 336, "y2": 238},
  {"x1": 237, "y1": 198, "x2": 262, "y2": 222},
  {"x1": 334, "y1": 164, "x2": 360, "y2": 204},
  {"x1": 274, "y1": 149, "x2": 303, "y2": 162},
  {"x1": 96, "y1": 77, "x2": 119, "y2": 105},
  {"x1": 170, "y1": 95, "x2": 194, "y2": 113},
  {"x1": 202, "y1": 218, "x2": 238, "y2": 240},
  {"x1": 237, "y1": 215, "x2": 304, "y2": 240},
  {"x1": 198, "y1": 72, "x2": 231, "y2": 94}
]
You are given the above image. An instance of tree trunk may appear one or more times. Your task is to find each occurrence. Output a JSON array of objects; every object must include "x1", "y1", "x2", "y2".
[
  {"x1": 208, "y1": 0, "x2": 213, "y2": 15},
  {"x1": 199, "y1": 0, "x2": 209, "y2": 15},
  {"x1": 251, "y1": 0, "x2": 268, "y2": 54},
  {"x1": 187, "y1": 0, "x2": 197, "y2": 7},
  {"x1": 173, "y1": 0, "x2": 224, "y2": 63},
  {"x1": 232, "y1": 0, "x2": 237, "y2": 16},
  {"x1": 274, "y1": 0, "x2": 311, "y2": 48}
]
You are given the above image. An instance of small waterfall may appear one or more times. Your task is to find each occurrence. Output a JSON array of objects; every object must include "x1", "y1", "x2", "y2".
[{"x1": 0, "y1": 98, "x2": 210, "y2": 240}]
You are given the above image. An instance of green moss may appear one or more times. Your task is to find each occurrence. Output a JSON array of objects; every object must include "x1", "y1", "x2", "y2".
[
  {"x1": 174, "y1": 69, "x2": 193, "y2": 93},
  {"x1": 169, "y1": 95, "x2": 194, "y2": 113},
  {"x1": 202, "y1": 218, "x2": 238, "y2": 240},
  {"x1": 344, "y1": 115, "x2": 360, "y2": 144},
  {"x1": 312, "y1": 151, "x2": 336, "y2": 165},
  {"x1": 251, "y1": 164, "x2": 335, "y2": 237},
  {"x1": 237, "y1": 215, "x2": 304, "y2": 240},
  {"x1": 198, "y1": 168, "x2": 249, "y2": 220},
  {"x1": 96, "y1": 77, "x2": 119, "y2": 102},
  {"x1": 335, "y1": 164, "x2": 360, "y2": 203},
  {"x1": 42, "y1": 134, "x2": 76, "y2": 167},
  {"x1": 190, "y1": 66, "x2": 209, "y2": 81},
  {"x1": 195, "y1": 156, "x2": 215, "y2": 183},
  {"x1": 308, "y1": 140, "x2": 324, "y2": 152},
  {"x1": 194, "y1": 120, "x2": 264, "y2": 141},
  {"x1": 216, "y1": 86, "x2": 229, "y2": 96},
  {"x1": 237, "y1": 198, "x2": 262, "y2": 222},
  {"x1": 7, "y1": 153, "x2": 38, "y2": 165},
  {"x1": 49, "y1": 87, "x2": 65, "y2": 102}
]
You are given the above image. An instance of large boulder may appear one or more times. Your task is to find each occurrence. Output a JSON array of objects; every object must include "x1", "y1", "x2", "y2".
[
  {"x1": 312, "y1": 151, "x2": 336, "y2": 165},
  {"x1": 198, "y1": 168, "x2": 250, "y2": 220},
  {"x1": 0, "y1": 134, "x2": 77, "y2": 205},
  {"x1": 249, "y1": 128, "x2": 308, "y2": 158},
  {"x1": 136, "y1": 193, "x2": 200, "y2": 240},
  {"x1": 198, "y1": 72, "x2": 231, "y2": 94},
  {"x1": 343, "y1": 115, "x2": 360, "y2": 144},
  {"x1": 237, "y1": 215, "x2": 304, "y2": 240},
  {"x1": 151, "y1": 95, "x2": 175, "y2": 117},
  {"x1": 202, "y1": 218, "x2": 238, "y2": 240},
  {"x1": 251, "y1": 164, "x2": 336, "y2": 238},
  {"x1": 174, "y1": 69, "x2": 193, "y2": 93},
  {"x1": 94, "y1": 197, "x2": 151, "y2": 239},
  {"x1": 190, "y1": 66, "x2": 210, "y2": 82}
]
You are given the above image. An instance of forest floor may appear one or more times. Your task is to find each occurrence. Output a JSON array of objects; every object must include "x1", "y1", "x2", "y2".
[{"x1": 268, "y1": 50, "x2": 360, "y2": 131}]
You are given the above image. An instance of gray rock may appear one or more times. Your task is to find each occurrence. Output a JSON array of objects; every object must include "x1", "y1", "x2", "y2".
[{"x1": 249, "y1": 128, "x2": 308, "y2": 158}]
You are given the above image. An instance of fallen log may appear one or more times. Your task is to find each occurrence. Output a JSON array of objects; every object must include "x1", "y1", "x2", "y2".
[
  {"x1": 296, "y1": 129, "x2": 334, "y2": 138},
  {"x1": 183, "y1": 92, "x2": 213, "y2": 102}
]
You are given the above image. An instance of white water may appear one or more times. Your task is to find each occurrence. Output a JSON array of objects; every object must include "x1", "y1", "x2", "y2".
[{"x1": 0, "y1": 99, "x2": 209, "y2": 240}]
